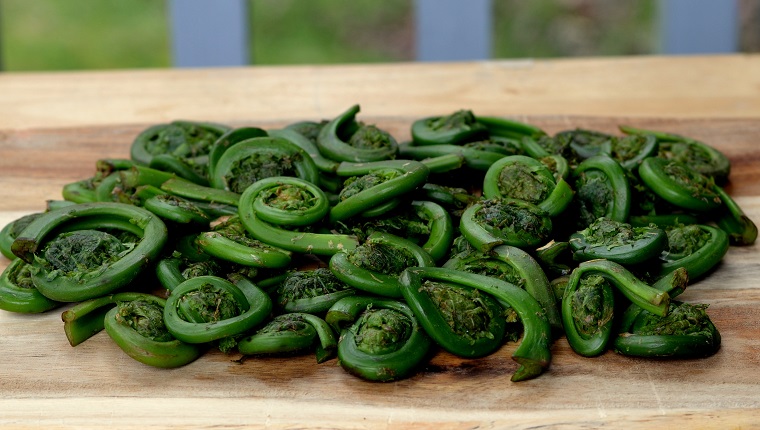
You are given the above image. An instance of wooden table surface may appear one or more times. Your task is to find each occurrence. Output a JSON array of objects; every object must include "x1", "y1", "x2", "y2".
[{"x1": 1, "y1": 55, "x2": 760, "y2": 429}]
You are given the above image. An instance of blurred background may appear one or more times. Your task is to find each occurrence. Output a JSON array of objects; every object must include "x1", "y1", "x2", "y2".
[{"x1": 0, "y1": 0, "x2": 757, "y2": 71}]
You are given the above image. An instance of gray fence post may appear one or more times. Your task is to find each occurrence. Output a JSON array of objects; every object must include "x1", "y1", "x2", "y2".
[
  {"x1": 415, "y1": 0, "x2": 492, "y2": 61},
  {"x1": 659, "y1": 0, "x2": 739, "y2": 54},
  {"x1": 169, "y1": 0, "x2": 250, "y2": 67}
]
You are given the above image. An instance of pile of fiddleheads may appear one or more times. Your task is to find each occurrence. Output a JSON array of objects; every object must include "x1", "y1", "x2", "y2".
[{"x1": 1, "y1": 106, "x2": 753, "y2": 382}]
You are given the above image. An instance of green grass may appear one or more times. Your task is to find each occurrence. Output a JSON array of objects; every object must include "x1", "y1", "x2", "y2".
[
  {"x1": 0, "y1": 0, "x2": 655, "y2": 71},
  {"x1": 492, "y1": 0, "x2": 657, "y2": 58},
  {"x1": 0, "y1": 0, "x2": 169, "y2": 71},
  {"x1": 250, "y1": 0, "x2": 412, "y2": 65}
]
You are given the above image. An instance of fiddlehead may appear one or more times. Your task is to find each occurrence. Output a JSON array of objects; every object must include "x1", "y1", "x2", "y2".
[
  {"x1": 400, "y1": 277, "x2": 507, "y2": 358},
  {"x1": 11, "y1": 202, "x2": 167, "y2": 302},
  {"x1": 332, "y1": 200, "x2": 453, "y2": 263},
  {"x1": 554, "y1": 128, "x2": 614, "y2": 160},
  {"x1": 561, "y1": 259, "x2": 673, "y2": 357},
  {"x1": 401, "y1": 267, "x2": 552, "y2": 382},
  {"x1": 317, "y1": 105, "x2": 399, "y2": 162},
  {"x1": 131, "y1": 120, "x2": 230, "y2": 181},
  {"x1": 329, "y1": 232, "x2": 435, "y2": 298},
  {"x1": 410, "y1": 109, "x2": 489, "y2": 146},
  {"x1": 443, "y1": 243, "x2": 563, "y2": 337},
  {"x1": 571, "y1": 154, "x2": 631, "y2": 229},
  {"x1": 275, "y1": 268, "x2": 356, "y2": 314},
  {"x1": 210, "y1": 136, "x2": 319, "y2": 194},
  {"x1": 613, "y1": 301, "x2": 721, "y2": 358},
  {"x1": 619, "y1": 125, "x2": 731, "y2": 182},
  {"x1": 0, "y1": 212, "x2": 44, "y2": 259},
  {"x1": 326, "y1": 295, "x2": 432, "y2": 382},
  {"x1": 163, "y1": 275, "x2": 273, "y2": 353},
  {"x1": 459, "y1": 198, "x2": 553, "y2": 252},
  {"x1": 569, "y1": 217, "x2": 667, "y2": 265},
  {"x1": 656, "y1": 224, "x2": 729, "y2": 281},
  {"x1": 0, "y1": 258, "x2": 61, "y2": 313},
  {"x1": 237, "y1": 312, "x2": 337, "y2": 363},
  {"x1": 483, "y1": 155, "x2": 574, "y2": 217},
  {"x1": 238, "y1": 176, "x2": 329, "y2": 228},
  {"x1": 330, "y1": 160, "x2": 429, "y2": 223},
  {"x1": 195, "y1": 216, "x2": 292, "y2": 269},
  {"x1": 712, "y1": 185, "x2": 758, "y2": 246},
  {"x1": 638, "y1": 157, "x2": 722, "y2": 212},
  {"x1": 562, "y1": 272, "x2": 615, "y2": 357},
  {"x1": 104, "y1": 295, "x2": 204, "y2": 368}
]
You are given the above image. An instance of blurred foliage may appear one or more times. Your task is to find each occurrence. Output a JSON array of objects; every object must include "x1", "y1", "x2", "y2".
[
  {"x1": 0, "y1": 0, "x2": 169, "y2": 71},
  {"x1": 493, "y1": 0, "x2": 657, "y2": 58},
  {"x1": 250, "y1": 0, "x2": 413, "y2": 64},
  {"x1": 0, "y1": 0, "x2": 676, "y2": 71}
]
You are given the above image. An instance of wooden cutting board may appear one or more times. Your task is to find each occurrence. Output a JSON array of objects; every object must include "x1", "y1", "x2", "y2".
[{"x1": 1, "y1": 116, "x2": 759, "y2": 429}]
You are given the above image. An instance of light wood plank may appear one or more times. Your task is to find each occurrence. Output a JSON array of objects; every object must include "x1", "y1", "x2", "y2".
[{"x1": 0, "y1": 55, "x2": 759, "y2": 132}]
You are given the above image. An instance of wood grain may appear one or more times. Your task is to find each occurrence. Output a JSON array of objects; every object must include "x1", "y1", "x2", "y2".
[
  {"x1": 1, "y1": 55, "x2": 760, "y2": 132},
  {"x1": 1, "y1": 115, "x2": 759, "y2": 429}
]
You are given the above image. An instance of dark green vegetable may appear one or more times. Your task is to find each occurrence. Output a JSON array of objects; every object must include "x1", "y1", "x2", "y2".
[
  {"x1": 0, "y1": 258, "x2": 60, "y2": 313},
  {"x1": 554, "y1": 128, "x2": 614, "y2": 160},
  {"x1": 237, "y1": 312, "x2": 337, "y2": 363},
  {"x1": 415, "y1": 183, "x2": 479, "y2": 218},
  {"x1": 62, "y1": 159, "x2": 137, "y2": 204},
  {"x1": 210, "y1": 136, "x2": 319, "y2": 194},
  {"x1": 572, "y1": 155, "x2": 631, "y2": 228},
  {"x1": 96, "y1": 165, "x2": 176, "y2": 204},
  {"x1": 160, "y1": 177, "x2": 241, "y2": 206},
  {"x1": 242, "y1": 212, "x2": 359, "y2": 256},
  {"x1": 459, "y1": 198, "x2": 553, "y2": 251},
  {"x1": 713, "y1": 186, "x2": 758, "y2": 246},
  {"x1": 142, "y1": 194, "x2": 212, "y2": 225},
  {"x1": 329, "y1": 232, "x2": 435, "y2": 298},
  {"x1": 0, "y1": 212, "x2": 44, "y2": 260},
  {"x1": 164, "y1": 275, "x2": 272, "y2": 352},
  {"x1": 11, "y1": 202, "x2": 167, "y2": 302},
  {"x1": 477, "y1": 115, "x2": 547, "y2": 140},
  {"x1": 330, "y1": 160, "x2": 429, "y2": 223},
  {"x1": 613, "y1": 301, "x2": 721, "y2": 358},
  {"x1": 561, "y1": 260, "x2": 672, "y2": 357},
  {"x1": 483, "y1": 155, "x2": 574, "y2": 217},
  {"x1": 564, "y1": 259, "x2": 670, "y2": 318},
  {"x1": 535, "y1": 240, "x2": 575, "y2": 277},
  {"x1": 326, "y1": 295, "x2": 432, "y2": 382},
  {"x1": 401, "y1": 267, "x2": 552, "y2": 382},
  {"x1": 131, "y1": 120, "x2": 230, "y2": 176},
  {"x1": 410, "y1": 109, "x2": 488, "y2": 146},
  {"x1": 656, "y1": 224, "x2": 729, "y2": 281},
  {"x1": 62, "y1": 291, "x2": 166, "y2": 346},
  {"x1": 2, "y1": 110, "x2": 750, "y2": 383},
  {"x1": 276, "y1": 268, "x2": 356, "y2": 314},
  {"x1": 195, "y1": 216, "x2": 292, "y2": 268},
  {"x1": 399, "y1": 142, "x2": 507, "y2": 171},
  {"x1": 149, "y1": 153, "x2": 209, "y2": 186},
  {"x1": 562, "y1": 272, "x2": 615, "y2": 357},
  {"x1": 638, "y1": 157, "x2": 722, "y2": 212},
  {"x1": 332, "y1": 200, "x2": 453, "y2": 263},
  {"x1": 105, "y1": 296, "x2": 204, "y2": 368},
  {"x1": 400, "y1": 277, "x2": 507, "y2": 358},
  {"x1": 207, "y1": 127, "x2": 268, "y2": 179},
  {"x1": 317, "y1": 105, "x2": 398, "y2": 162},
  {"x1": 619, "y1": 125, "x2": 731, "y2": 182},
  {"x1": 270, "y1": 126, "x2": 344, "y2": 192},
  {"x1": 443, "y1": 243, "x2": 563, "y2": 337},
  {"x1": 238, "y1": 176, "x2": 329, "y2": 227},
  {"x1": 569, "y1": 217, "x2": 667, "y2": 264},
  {"x1": 606, "y1": 134, "x2": 659, "y2": 170}
]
